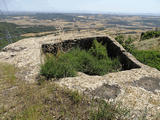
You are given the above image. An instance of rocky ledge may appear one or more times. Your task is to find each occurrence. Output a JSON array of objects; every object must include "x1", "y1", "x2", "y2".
[{"x1": 0, "y1": 32, "x2": 160, "y2": 119}]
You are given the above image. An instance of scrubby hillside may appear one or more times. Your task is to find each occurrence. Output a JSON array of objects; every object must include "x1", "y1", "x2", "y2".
[
  {"x1": 135, "y1": 37, "x2": 160, "y2": 51},
  {"x1": 0, "y1": 62, "x2": 129, "y2": 120},
  {"x1": 0, "y1": 31, "x2": 160, "y2": 120},
  {"x1": 0, "y1": 22, "x2": 56, "y2": 50},
  {"x1": 115, "y1": 34, "x2": 160, "y2": 71}
]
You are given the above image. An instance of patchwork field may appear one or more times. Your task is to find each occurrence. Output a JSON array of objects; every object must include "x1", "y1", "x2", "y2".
[{"x1": 0, "y1": 13, "x2": 160, "y2": 119}]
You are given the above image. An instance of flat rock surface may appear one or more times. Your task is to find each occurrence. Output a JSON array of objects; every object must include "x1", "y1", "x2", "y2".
[
  {"x1": 0, "y1": 32, "x2": 102, "y2": 82},
  {"x1": 132, "y1": 77, "x2": 160, "y2": 93},
  {"x1": 57, "y1": 68, "x2": 160, "y2": 119},
  {"x1": 0, "y1": 32, "x2": 160, "y2": 119}
]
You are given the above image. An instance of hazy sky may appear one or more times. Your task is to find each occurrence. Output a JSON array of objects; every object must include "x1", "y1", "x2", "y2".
[{"x1": 0, "y1": 0, "x2": 160, "y2": 14}]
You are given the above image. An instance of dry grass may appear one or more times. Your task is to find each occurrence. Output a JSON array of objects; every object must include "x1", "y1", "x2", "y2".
[
  {"x1": 0, "y1": 63, "x2": 92, "y2": 119},
  {"x1": 0, "y1": 62, "x2": 130, "y2": 120},
  {"x1": 21, "y1": 31, "x2": 54, "y2": 37},
  {"x1": 134, "y1": 37, "x2": 160, "y2": 51},
  {"x1": 0, "y1": 62, "x2": 17, "y2": 90},
  {"x1": 2, "y1": 14, "x2": 154, "y2": 37},
  {"x1": 1, "y1": 60, "x2": 160, "y2": 119},
  {"x1": 6, "y1": 82, "x2": 93, "y2": 120}
]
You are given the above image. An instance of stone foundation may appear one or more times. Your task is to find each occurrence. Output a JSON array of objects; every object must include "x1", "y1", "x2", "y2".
[{"x1": 42, "y1": 36, "x2": 143, "y2": 70}]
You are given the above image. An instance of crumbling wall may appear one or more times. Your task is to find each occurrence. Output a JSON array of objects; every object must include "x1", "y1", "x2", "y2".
[{"x1": 42, "y1": 36, "x2": 142, "y2": 70}]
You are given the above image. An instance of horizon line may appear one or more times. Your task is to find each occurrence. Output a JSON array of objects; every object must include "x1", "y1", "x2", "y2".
[{"x1": 1, "y1": 10, "x2": 160, "y2": 16}]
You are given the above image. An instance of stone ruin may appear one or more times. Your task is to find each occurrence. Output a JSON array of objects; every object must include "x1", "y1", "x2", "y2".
[
  {"x1": 41, "y1": 36, "x2": 160, "y2": 119},
  {"x1": 0, "y1": 33, "x2": 160, "y2": 119},
  {"x1": 42, "y1": 36, "x2": 143, "y2": 71}
]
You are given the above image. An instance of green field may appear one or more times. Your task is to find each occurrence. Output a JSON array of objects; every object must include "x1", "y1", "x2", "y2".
[{"x1": 0, "y1": 22, "x2": 56, "y2": 50}]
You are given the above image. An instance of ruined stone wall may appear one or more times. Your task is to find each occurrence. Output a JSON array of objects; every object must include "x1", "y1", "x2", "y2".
[{"x1": 42, "y1": 36, "x2": 143, "y2": 70}]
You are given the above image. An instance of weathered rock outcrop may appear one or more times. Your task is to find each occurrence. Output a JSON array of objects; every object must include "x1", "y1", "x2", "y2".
[
  {"x1": 0, "y1": 32, "x2": 160, "y2": 119},
  {"x1": 41, "y1": 35, "x2": 160, "y2": 119}
]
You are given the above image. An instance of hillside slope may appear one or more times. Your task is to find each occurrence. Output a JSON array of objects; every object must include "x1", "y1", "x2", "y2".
[
  {"x1": 0, "y1": 33, "x2": 160, "y2": 119},
  {"x1": 134, "y1": 37, "x2": 160, "y2": 51}
]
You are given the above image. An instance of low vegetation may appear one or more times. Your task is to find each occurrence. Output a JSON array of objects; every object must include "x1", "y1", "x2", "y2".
[
  {"x1": 90, "y1": 100, "x2": 129, "y2": 120},
  {"x1": 115, "y1": 35, "x2": 160, "y2": 71},
  {"x1": 141, "y1": 30, "x2": 160, "y2": 40},
  {"x1": 132, "y1": 50, "x2": 160, "y2": 70},
  {"x1": 134, "y1": 37, "x2": 160, "y2": 51},
  {"x1": 33, "y1": 13, "x2": 85, "y2": 22},
  {"x1": 0, "y1": 62, "x2": 17, "y2": 86},
  {"x1": 115, "y1": 35, "x2": 135, "y2": 52},
  {"x1": 40, "y1": 54, "x2": 77, "y2": 79},
  {"x1": 0, "y1": 62, "x2": 129, "y2": 120},
  {"x1": 40, "y1": 40, "x2": 121, "y2": 79}
]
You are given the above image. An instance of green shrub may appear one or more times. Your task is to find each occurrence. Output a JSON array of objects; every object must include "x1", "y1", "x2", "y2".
[
  {"x1": 115, "y1": 35, "x2": 160, "y2": 71},
  {"x1": 89, "y1": 39, "x2": 107, "y2": 59},
  {"x1": 67, "y1": 47, "x2": 121, "y2": 75},
  {"x1": 115, "y1": 35, "x2": 135, "y2": 52},
  {"x1": 77, "y1": 51, "x2": 97, "y2": 74},
  {"x1": 115, "y1": 35, "x2": 125, "y2": 45},
  {"x1": 125, "y1": 36, "x2": 134, "y2": 45},
  {"x1": 40, "y1": 40, "x2": 122, "y2": 79},
  {"x1": 141, "y1": 30, "x2": 160, "y2": 40},
  {"x1": 40, "y1": 55, "x2": 76, "y2": 79},
  {"x1": 90, "y1": 100, "x2": 129, "y2": 120},
  {"x1": 132, "y1": 50, "x2": 160, "y2": 70},
  {"x1": 58, "y1": 48, "x2": 119, "y2": 76}
]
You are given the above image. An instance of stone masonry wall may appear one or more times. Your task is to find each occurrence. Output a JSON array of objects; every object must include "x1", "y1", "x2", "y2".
[{"x1": 42, "y1": 36, "x2": 143, "y2": 70}]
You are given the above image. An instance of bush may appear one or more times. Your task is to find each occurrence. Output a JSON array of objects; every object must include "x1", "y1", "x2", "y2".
[
  {"x1": 115, "y1": 35, "x2": 160, "y2": 71},
  {"x1": 141, "y1": 30, "x2": 160, "y2": 40},
  {"x1": 77, "y1": 51, "x2": 98, "y2": 74},
  {"x1": 77, "y1": 54, "x2": 110, "y2": 75},
  {"x1": 89, "y1": 39, "x2": 107, "y2": 59},
  {"x1": 40, "y1": 40, "x2": 122, "y2": 79},
  {"x1": 115, "y1": 35, "x2": 135, "y2": 52},
  {"x1": 115, "y1": 35, "x2": 124, "y2": 45},
  {"x1": 132, "y1": 50, "x2": 160, "y2": 70},
  {"x1": 40, "y1": 55, "x2": 76, "y2": 79},
  {"x1": 61, "y1": 48, "x2": 113, "y2": 75}
]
